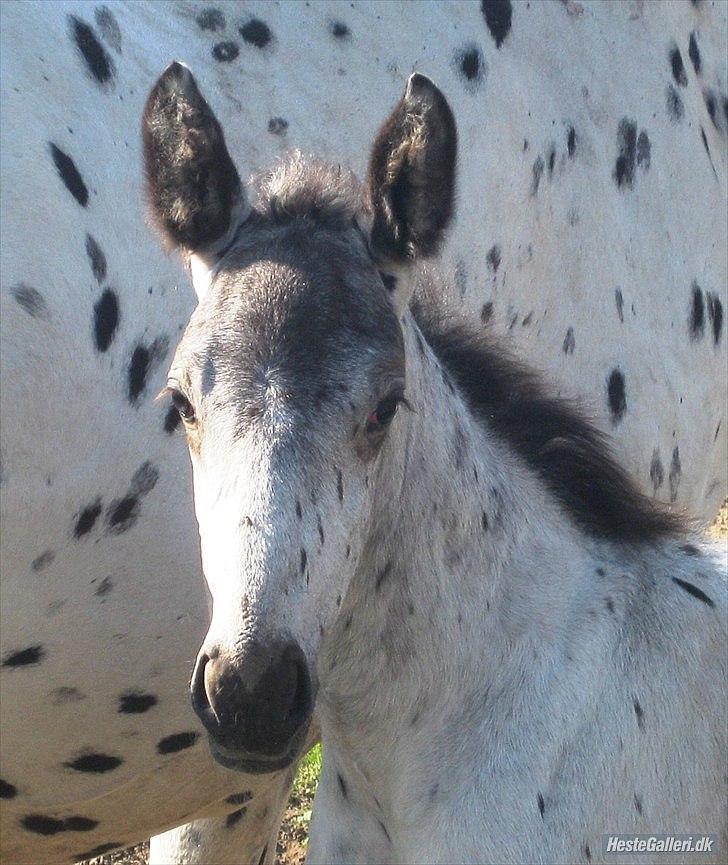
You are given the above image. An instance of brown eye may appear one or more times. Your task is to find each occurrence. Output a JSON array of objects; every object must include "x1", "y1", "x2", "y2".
[
  {"x1": 366, "y1": 394, "x2": 400, "y2": 434},
  {"x1": 170, "y1": 389, "x2": 195, "y2": 423}
]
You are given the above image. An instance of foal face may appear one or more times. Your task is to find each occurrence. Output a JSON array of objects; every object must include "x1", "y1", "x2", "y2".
[
  {"x1": 168, "y1": 220, "x2": 404, "y2": 769},
  {"x1": 143, "y1": 61, "x2": 456, "y2": 770}
]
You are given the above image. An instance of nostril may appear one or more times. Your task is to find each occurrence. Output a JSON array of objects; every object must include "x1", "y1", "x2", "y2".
[{"x1": 190, "y1": 652, "x2": 211, "y2": 716}]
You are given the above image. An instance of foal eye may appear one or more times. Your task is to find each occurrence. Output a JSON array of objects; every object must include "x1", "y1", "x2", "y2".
[
  {"x1": 365, "y1": 394, "x2": 401, "y2": 434},
  {"x1": 170, "y1": 389, "x2": 195, "y2": 423}
]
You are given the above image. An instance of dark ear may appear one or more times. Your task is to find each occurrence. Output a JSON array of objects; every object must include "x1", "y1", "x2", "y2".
[
  {"x1": 142, "y1": 62, "x2": 244, "y2": 253},
  {"x1": 366, "y1": 74, "x2": 457, "y2": 264}
]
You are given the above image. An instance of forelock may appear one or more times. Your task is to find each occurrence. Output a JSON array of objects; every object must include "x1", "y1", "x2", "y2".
[{"x1": 251, "y1": 151, "x2": 362, "y2": 228}]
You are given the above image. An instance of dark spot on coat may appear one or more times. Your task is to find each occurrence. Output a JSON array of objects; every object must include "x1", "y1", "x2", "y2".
[
  {"x1": 73, "y1": 843, "x2": 123, "y2": 860},
  {"x1": 130, "y1": 462, "x2": 159, "y2": 496},
  {"x1": 336, "y1": 468, "x2": 344, "y2": 502},
  {"x1": 636, "y1": 131, "x2": 650, "y2": 170},
  {"x1": 12, "y1": 283, "x2": 49, "y2": 319},
  {"x1": 212, "y1": 41, "x2": 239, "y2": 62},
  {"x1": 607, "y1": 368, "x2": 626, "y2": 423},
  {"x1": 226, "y1": 791, "x2": 252, "y2": 805},
  {"x1": 482, "y1": 511, "x2": 489, "y2": 531},
  {"x1": 0, "y1": 779, "x2": 18, "y2": 798},
  {"x1": 119, "y1": 692, "x2": 157, "y2": 713},
  {"x1": 317, "y1": 515, "x2": 325, "y2": 545},
  {"x1": 704, "y1": 89, "x2": 718, "y2": 129},
  {"x1": 689, "y1": 281, "x2": 705, "y2": 340},
  {"x1": 537, "y1": 793, "x2": 545, "y2": 818},
  {"x1": 329, "y1": 20, "x2": 350, "y2": 38},
  {"x1": 672, "y1": 577, "x2": 715, "y2": 607},
  {"x1": 106, "y1": 496, "x2": 139, "y2": 533},
  {"x1": 668, "y1": 446, "x2": 681, "y2": 502},
  {"x1": 456, "y1": 44, "x2": 484, "y2": 87},
  {"x1": 605, "y1": 596, "x2": 615, "y2": 614},
  {"x1": 22, "y1": 816, "x2": 63, "y2": 837},
  {"x1": 633, "y1": 793, "x2": 643, "y2": 815},
  {"x1": 295, "y1": 499, "x2": 303, "y2": 519},
  {"x1": 567, "y1": 126, "x2": 577, "y2": 156},
  {"x1": 666, "y1": 84, "x2": 684, "y2": 122},
  {"x1": 65, "y1": 752, "x2": 122, "y2": 773},
  {"x1": 268, "y1": 117, "x2": 288, "y2": 135},
  {"x1": 94, "y1": 6, "x2": 122, "y2": 53},
  {"x1": 85, "y1": 234, "x2": 107, "y2": 283},
  {"x1": 530, "y1": 155, "x2": 544, "y2": 196},
  {"x1": 225, "y1": 807, "x2": 246, "y2": 828},
  {"x1": 74, "y1": 500, "x2": 102, "y2": 538},
  {"x1": 49, "y1": 143, "x2": 88, "y2": 207},
  {"x1": 63, "y1": 816, "x2": 98, "y2": 832},
  {"x1": 196, "y1": 8, "x2": 226, "y2": 31},
  {"x1": 632, "y1": 697, "x2": 645, "y2": 731},
  {"x1": 239, "y1": 19, "x2": 272, "y2": 48},
  {"x1": 584, "y1": 843, "x2": 592, "y2": 862},
  {"x1": 337, "y1": 773, "x2": 348, "y2": 798},
  {"x1": 21, "y1": 814, "x2": 97, "y2": 835},
  {"x1": 613, "y1": 119, "x2": 637, "y2": 189},
  {"x1": 650, "y1": 448, "x2": 664, "y2": 493},
  {"x1": 615, "y1": 288, "x2": 624, "y2": 323},
  {"x1": 706, "y1": 293, "x2": 723, "y2": 346},
  {"x1": 375, "y1": 560, "x2": 393, "y2": 591},
  {"x1": 128, "y1": 346, "x2": 150, "y2": 402},
  {"x1": 93, "y1": 289, "x2": 119, "y2": 352},
  {"x1": 69, "y1": 16, "x2": 114, "y2": 85},
  {"x1": 486, "y1": 244, "x2": 501, "y2": 273},
  {"x1": 547, "y1": 146, "x2": 556, "y2": 176},
  {"x1": 481, "y1": 0, "x2": 512, "y2": 48},
  {"x1": 669, "y1": 46, "x2": 687, "y2": 87},
  {"x1": 157, "y1": 731, "x2": 199, "y2": 754},
  {"x1": 300, "y1": 548, "x2": 307, "y2": 575},
  {"x1": 127, "y1": 337, "x2": 167, "y2": 404},
  {"x1": 51, "y1": 686, "x2": 85, "y2": 704},
  {"x1": 680, "y1": 543, "x2": 700, "y2": 556},
  {"x1": 164, "y1": 404, "x2": 182, "y2": 433},
  {"x1": 688, "y1": 31, "x2": 701, "y2": 74},
  {"x1": 562, "y1": 326, "x2": 575, "y2": 355},
  {"x1": 94, "y1": 576, "x2": 113, "y2": 597}
]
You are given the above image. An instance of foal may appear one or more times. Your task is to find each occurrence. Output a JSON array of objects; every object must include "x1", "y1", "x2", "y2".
[{"x1": 143, "y1": 64, "x2": 727, "y2": 864}]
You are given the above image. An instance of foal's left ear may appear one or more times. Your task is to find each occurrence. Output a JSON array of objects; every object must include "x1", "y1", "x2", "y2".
[
  {"x1": 366, "y1": 74, "x2": 457, "y2": 275},
  {"x1": 142, "y1": 62, "x2": 247, "y2": 297}
]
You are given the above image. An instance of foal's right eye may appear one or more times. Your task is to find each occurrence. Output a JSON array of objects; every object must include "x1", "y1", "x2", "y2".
[{"x1": 170, "y1": 389, "x2": 195, "y2": 423}]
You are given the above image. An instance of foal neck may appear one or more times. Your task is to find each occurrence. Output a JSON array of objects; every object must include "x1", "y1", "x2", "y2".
[{"x1": 322, "y1": 309, "x2": 602, "y2": 722}]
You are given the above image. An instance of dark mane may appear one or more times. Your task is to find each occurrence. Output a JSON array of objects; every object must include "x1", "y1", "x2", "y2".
[{"x1": 412, "y1": 295, "x2": 686, "y2": 542}]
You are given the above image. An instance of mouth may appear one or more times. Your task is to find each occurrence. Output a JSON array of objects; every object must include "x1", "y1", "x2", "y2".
[{"x1": 207, "y1": 720, "x2": 311, "y2": 774}]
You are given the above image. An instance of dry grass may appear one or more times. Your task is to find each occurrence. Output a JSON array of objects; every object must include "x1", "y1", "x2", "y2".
[{"x1": 93, "y1": 503, "x2": 728, "y2": 865}]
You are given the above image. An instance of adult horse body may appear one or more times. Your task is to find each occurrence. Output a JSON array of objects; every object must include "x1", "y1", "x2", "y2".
[
  {"x1": 142, "y1": 65, "x2": 727, "y2": 864},
  {"x1": 2, "y1": 1, "x2": 727, "y2": 863}
]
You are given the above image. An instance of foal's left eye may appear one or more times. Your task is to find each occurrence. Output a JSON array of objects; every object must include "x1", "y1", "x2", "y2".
[
  {"x1": 169, "y1": 389, "x2": 195, "y2": 423},
  {"x1": 366, "y1": 394, "x2": 401, "y2": 434}
]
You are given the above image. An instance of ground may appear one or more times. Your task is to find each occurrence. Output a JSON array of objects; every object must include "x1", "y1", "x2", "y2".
[{"x1": 94, "y1": 503, "x2": 727, "y2": 865}]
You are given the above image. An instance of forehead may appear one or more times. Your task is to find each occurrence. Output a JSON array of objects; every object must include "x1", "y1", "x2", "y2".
[{"x1": 173, "y1": 219, "x2": 402, "y2": 415}]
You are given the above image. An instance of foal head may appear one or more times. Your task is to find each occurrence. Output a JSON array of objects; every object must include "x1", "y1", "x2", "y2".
[{"x1": 142, "y1": 63, "x2": 457, "y2": 771}]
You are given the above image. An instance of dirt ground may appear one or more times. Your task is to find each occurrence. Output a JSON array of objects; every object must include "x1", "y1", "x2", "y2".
[{"x1": 93, "y1": 501, "x2": 727, "y2": 865}]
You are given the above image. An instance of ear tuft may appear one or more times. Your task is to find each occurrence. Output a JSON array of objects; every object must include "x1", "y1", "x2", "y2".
[
  {"x1": 367, "y1": 74, "x2": 457, "y2": 264},
  {"x1": 142, "y1": 62, "x2": 243, "y2": 252}
]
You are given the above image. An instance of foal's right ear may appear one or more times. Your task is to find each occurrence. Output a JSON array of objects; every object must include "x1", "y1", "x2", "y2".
[{"x1": 142, "y1": 62, "x2": 246, "y2": 259}]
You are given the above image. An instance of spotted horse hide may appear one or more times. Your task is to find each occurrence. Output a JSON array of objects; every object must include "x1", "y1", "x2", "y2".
[{"x1": 0, "y1": 1, "x2": 726, "y2": 863}]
